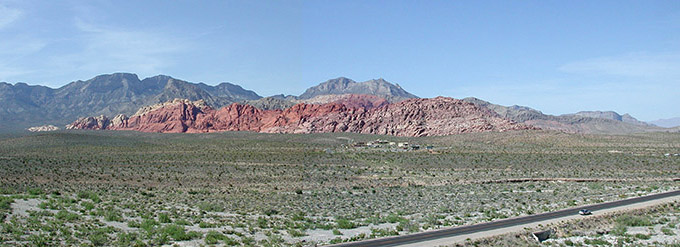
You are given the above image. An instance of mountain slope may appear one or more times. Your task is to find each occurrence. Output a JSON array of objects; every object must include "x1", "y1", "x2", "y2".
[
  {"x1": 566, "y1": 111, "x2": 651, "y2": 126},
  {"x1": 196, "y1": 82, "x2": 261, "y2": 101},
  {"x1": 68, "y1": 97, "x2": 535, "y2": 136},
  {"x1": 650, "y1": 117, "x2": 680, "y2": 128},
  {"x1": 298, "y1": 77, "x2": 418, "y2": 101},
  {"x1": 462, "y1": 97, "x2": 665, "y2": 134},
  {"x1": 0, "y1": 73, "x2": 262, "y2": 132}
]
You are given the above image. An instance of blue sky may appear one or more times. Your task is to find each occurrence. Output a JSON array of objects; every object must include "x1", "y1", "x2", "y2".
[{"x1": 0, "y1": 0, "x2": 679, "y2": 121}]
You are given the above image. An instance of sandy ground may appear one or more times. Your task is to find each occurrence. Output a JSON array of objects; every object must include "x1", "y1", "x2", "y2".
[
  {"x1": 9, "y1": 198, "x2": 41, "y2": 218},
  {"x1": 394, "y1": 194, "x2": 680, "y2": 247}
]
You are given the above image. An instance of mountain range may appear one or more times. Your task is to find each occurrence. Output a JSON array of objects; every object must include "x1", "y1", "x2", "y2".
[
  {"x1": 1, "y1": 72, "x2": 676, "y2": 134},
  {"x1": 461, "y1": 97, "x2": 667, "y2": 134},
  {"x1": 0, "y1": 73, "x2": 261, "y2": 132}
]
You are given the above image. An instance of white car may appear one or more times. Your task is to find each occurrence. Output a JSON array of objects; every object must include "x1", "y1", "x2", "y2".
[{"x1": 579, "y1": 209, "x2": 592, "y2": 215}]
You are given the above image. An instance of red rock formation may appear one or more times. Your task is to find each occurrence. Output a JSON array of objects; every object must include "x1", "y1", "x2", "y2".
[{"x1": 68, "y1": 97, "x2": 537, "y2": 136}]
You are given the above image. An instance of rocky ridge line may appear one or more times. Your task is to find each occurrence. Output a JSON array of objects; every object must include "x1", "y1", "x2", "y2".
[{"x1": 68, "y1": 96, "x2": 537, "y2": 136}]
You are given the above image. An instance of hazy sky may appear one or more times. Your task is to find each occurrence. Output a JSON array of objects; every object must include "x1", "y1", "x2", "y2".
[{"x1": 1, "y1": 0, "x2": 679, "y2": 121}]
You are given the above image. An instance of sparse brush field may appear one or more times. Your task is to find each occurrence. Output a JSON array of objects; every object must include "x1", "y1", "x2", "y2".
[
  {"x1": 0, "y1": 130, "x2": 679, "y2": 246},
  {"x1": 463, "y1": 201, "x2": 680, "y2": 247}
]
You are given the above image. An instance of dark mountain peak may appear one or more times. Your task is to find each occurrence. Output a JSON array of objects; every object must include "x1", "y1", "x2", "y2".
[
  {"x1": 366, "y1": 78, "x2": 387, "y2": 83},
  {"x1": 318, "y1": 77, "x2": 356, "y2": 88},
  {"x1": 299, "y1": 77, "x2": 417, "y2": 101},
  {"x1": 329, "y1": 77, "x2": 355, "y2": 83},
  {"x1": 269, "y1": 94, "x2": 297, "y2": 100},
  {"x1": 570, "y1": 111, "x2": 624, "y2": 122},
  {"x1": 90, "y1": 72, "x2": 141, "y2": 83},
  {"x1": 59, "y1": 73, "x2": 143, "y2": 95},
  {"x1": 196, "y1": 81, "x2": 261, "y2": 101},
  {"x1": 148, "y1": 74, "x2": 173, "y2": 79}
]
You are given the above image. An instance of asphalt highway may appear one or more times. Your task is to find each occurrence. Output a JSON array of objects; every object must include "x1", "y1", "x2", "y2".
[{"x1": 329, "y1": 189, "x2": 680, "y2": 247}]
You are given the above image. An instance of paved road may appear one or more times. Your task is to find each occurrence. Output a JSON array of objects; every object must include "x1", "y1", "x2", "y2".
[{"x1": 329, "y1": 190, "x2": 680, "y2": 247}]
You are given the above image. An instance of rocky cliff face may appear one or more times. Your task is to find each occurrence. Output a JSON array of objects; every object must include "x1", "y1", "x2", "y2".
[{"x1": 68, "y1": 97, "x2": 535, "y2": 137}]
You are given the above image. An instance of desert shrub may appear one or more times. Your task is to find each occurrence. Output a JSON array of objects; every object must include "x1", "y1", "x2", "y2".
[
  {"x1": 115, "y1": 232, "x2": 144, "y2": 247},
  {"x1": 28, "y1": 233, "x2": 50, "y2": 246},
  {"x1": 198, "y1": 202, "x2": 223, "y2": 212},
  {"x1": 175, "y1": 219, "x2": 191, "y2": 225},
  {"x1": 370, "y1": 227, "x2": 398, "y2": 237},
  {"x1": 336, "y1": 218, "x2": 355, "y2": 229},
  {"x1": 127, "y1": 220, "x2": 140, "y2": 228},
  {"x1": 199, "y1": 221, "x2": 215, "y2": 228},
  {"x1": 385, "y1": 213, "x2": 407, "y2": 223},
  {"x1": 161, "y1": 224, "x2": 200, "y2": 241},
  {"x1": 88, "y1": 231, "x2": 109, "y2": 246},
  {"x1": 329, "y1": 237, "x2": 344, "y2": 244},
  {"x1": 0, "y1": 188, "x2": 15, "y2": 194},
  {"x1": 27, "y1": 188, "x2": 43, "y2": 196},
  {"x1": 55, "y1": 210, "x2": 80, "y2": 222},
  {"x1": 584, "y1": 238, "x2": 609, "y2": 245},
  {"x1": 158, "y1": 213, "x2": 172, "y2": 223},
  {"x1": 264, "y1": 208, "x2": 279, "y2": 216},
  {"x1": 291, "y1": 211, "x2": 306, "y2": 221},
  {"x1": 633, "y1": 233, "x2": 650, "y2": 240},
  {"x1": 0, "y1": 197, "x2": 13, "y2": 211},
  {"x1": 77, "y1": 191, "x2": 101, "y2": 203},
  {"x1": 616, "y1": 215, "x2": 652, "y2": 227},
  {"x1": 396, "y1": 220, "x2": 420, "y2": 233},
  {"x1": 288, "y1": 229, "x2": 307, "y2": 237},
  {"x1": 140, "y1": 219, "x2": 159, "y2": 232},
  {"x1": 205, "y1": 231, "x2": 226, "y2": 245},
  {"x1": 105, "y1": 210, "x2": 123, "y2": 222},
  {"x1": 611, "y1": 223, "x2": 627, "y2": 236},
  {"x1": 81, "y1": 201, "x2": 95, "y2": 211}
]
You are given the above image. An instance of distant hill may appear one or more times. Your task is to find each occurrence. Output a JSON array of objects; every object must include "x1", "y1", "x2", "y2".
[
  {"x1": 298, "y1": 77, "x2": 418, "y2": 101},
  {"x1": 565, "y1": 111, "x2": 651, "y2": 126},
  {"x1": 0, "y1": 73, "x2": 261, "y2": 132},
  {"x1": 649, "y1": 117, "x2": 680, "y2": 128},
  {"x1": 462, "y1": 97, "x2": 666, "y2": 134}
]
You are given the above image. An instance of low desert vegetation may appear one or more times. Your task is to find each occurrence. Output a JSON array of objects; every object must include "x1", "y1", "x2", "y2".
[
  {"x1": 0, "y1": 130, "x2": 679, "y2": 245},
  {"x1": 462, "y1": 201, "x2": 680, "y2": 246}
]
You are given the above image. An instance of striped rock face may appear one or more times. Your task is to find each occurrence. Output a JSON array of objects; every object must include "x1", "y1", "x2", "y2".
[{"x1": 68, "y1": 96, "x2": 538, "y2": 137}]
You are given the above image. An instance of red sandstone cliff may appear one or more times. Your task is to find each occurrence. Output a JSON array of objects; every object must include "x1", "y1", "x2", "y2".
[{"x1": 67, "y1": 96, "x2": 537, "y2": 136}]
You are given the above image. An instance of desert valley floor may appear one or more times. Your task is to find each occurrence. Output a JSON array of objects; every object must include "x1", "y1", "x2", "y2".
[{"x1": 1, "y1": 130, "x2": 679, "y2": 246}]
